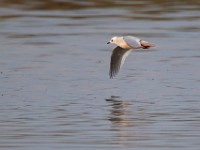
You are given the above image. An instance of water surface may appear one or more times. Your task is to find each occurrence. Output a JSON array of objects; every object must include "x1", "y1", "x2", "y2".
[{"x1": 0, "y1": 0, "x2": 200, "y2": 149}]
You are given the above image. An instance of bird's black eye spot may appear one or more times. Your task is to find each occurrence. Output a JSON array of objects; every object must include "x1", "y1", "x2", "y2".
[{"x1": 111, "y1": 40, "x2": 113, "y2": 42}]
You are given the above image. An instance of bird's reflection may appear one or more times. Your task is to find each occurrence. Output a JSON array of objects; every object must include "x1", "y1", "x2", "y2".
[
  {"x1": 105, "y1": 96, "x2": 150, "y2": 147},
  {"x1": 106, "y1": 96, "x2": 132, "y2": 127},
  {"x1": 106, "y1": 96, "x2": 133, "y2": 146}
]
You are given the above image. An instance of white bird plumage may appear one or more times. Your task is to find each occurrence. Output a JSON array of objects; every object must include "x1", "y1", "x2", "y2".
[{"x1": 107, "y1": 36, "x2": 155, "y2": 78}]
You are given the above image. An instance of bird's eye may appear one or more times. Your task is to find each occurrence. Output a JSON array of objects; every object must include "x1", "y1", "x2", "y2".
[{"x1": 111, "y1": 40, "x2": 113, "y2": 42}]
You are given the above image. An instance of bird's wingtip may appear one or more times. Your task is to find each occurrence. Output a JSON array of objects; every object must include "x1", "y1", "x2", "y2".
[{"x1": 109, "y1": 72, "x2": 114, "y2": 79}]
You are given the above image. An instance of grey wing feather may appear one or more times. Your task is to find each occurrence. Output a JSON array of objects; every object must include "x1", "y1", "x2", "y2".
[
  {"x1": 109, "y1": 46, "x2": 131, "y2": 78},
  {"x1": 123, "y1": 36, "x2": 141, "y2": 48}
]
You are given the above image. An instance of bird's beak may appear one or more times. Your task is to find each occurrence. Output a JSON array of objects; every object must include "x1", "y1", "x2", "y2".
[{"x1": 107, "y1": 42, "x2": 110, "y2": 44}]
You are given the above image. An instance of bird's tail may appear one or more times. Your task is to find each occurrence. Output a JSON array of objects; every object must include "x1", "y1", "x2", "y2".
[{"x1": 140, "y1": 40, "x2": 155, "y2": 49}]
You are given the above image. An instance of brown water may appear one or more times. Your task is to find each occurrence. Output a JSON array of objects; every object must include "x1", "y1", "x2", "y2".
[{"x1": 0, "y1": 0, "x2": 200, "y2": 149}]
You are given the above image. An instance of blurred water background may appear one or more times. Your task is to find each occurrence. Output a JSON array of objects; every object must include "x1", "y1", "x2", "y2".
[{"x1": 0, "y1": 0, "x2": 200, "y2": 149}]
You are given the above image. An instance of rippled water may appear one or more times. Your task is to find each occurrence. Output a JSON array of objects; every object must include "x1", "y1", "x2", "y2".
[{"x1": 0, "y1": 0, "x2": 200, "y2": 149}]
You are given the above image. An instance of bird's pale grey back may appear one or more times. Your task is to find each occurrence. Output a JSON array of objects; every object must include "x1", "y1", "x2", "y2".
[{"x1": 123, "y1": 36, "x2": 141, "y2": 48}]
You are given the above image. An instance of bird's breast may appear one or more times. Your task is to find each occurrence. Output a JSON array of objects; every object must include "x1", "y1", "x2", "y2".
[{"x1": 118, "y1": 41, "x2": 132, "y2": 49}]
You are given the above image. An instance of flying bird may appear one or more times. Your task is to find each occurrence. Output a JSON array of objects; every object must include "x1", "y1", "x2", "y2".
[{"x1": 107, "y1": 36, "x2": 155, "y2": 78}]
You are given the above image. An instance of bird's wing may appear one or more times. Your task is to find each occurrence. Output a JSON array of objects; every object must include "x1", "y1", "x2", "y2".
[
  {"x1": 123, "y1": 36, "x2": 141, "y2": 48},
  {"x1": 109, "y1": 46, "x2": 132, "y2": 78}
]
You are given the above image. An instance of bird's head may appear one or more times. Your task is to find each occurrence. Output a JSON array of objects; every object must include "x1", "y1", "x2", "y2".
[{"x1": 107, "y1": 36, "x2": 118, "y2": 44}]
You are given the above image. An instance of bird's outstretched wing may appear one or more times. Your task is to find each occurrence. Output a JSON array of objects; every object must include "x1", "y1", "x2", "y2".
[{"x1": 109, "y1": 46, "x2": 132, "y2": 78}]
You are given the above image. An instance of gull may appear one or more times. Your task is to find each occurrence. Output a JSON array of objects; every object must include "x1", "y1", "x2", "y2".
[{"x1": 107, "y1": 36, "x2": 155, "y2": 78}]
